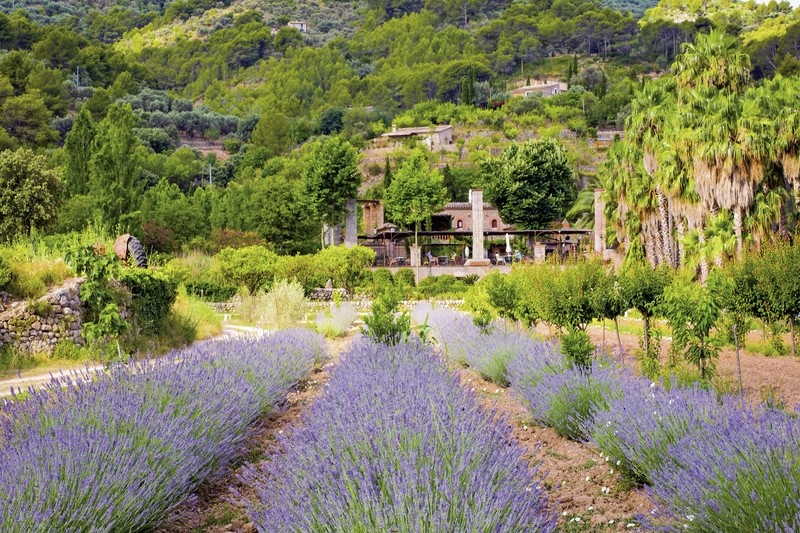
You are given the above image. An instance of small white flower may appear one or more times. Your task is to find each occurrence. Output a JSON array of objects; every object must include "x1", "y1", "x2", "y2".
[
  {"x1": 471, "y1": 388, "x2": 475, "y2": 392},
  {"x1": 585, "y1": 476, "x2": 591, "y2": 482},
  {"x1": 523, "y1": 425, "x2": 529, "y2": 430},
  {"x1": 616, "y1": 460, "x2": 621, "y2": 466},
  {"x1": 686, "y1": 515, "x2": 695, "y2": 522},
  {"x1": 495, "y1": 389, "x2": 500, "y2": 394},
  {"x1": 482, "y1": 387, "x2": 487, "y2": 392},
  {"x1": 562, "y1": 511, "x2": 568, "y2": 516},
  {"x1": 525, "y1": 487, "x2": 532, "y2": 492},
  {"x1": 627, "y1": 523, "x2": 637, "y2": 528},
  {"x1": 650, "y1": 382, "x2": 656, "y2": 388},
  {"x1": 588, "y1": 506, "x2": 593, "y2": 511},
  {"x1": 609, "y1": 519, "x2": 615, "y2": 524},
  {"x1": 278, "y1": 430, "x2": 283, "y2": 434},
  {"x1": 610, "y1": 469, "x2": 614, "y2": 474}
]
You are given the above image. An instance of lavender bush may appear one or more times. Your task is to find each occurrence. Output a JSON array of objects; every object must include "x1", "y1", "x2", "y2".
[
  {"x1": 413, "y1": 305, "x2": 546, "y2": 386},
  {"x1": 509, "y1": 351, "x2": 628, "y2": 440},
  {"x1": 584, "y1": 378, "x2": 734, "y2": 485},
  {"x1": 0, "y1": 329, "x2": 325, "y2": 532},
  {"x1": 246, "y1": 340, "x2": 556, "y2": 532},
  {"x1": 646, "y1": 405, "x2": 800, "y2": 532}
]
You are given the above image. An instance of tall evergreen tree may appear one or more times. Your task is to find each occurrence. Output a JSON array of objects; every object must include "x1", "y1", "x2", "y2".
[
  {"x1": 89, "y1": 104, "x2": 142, "y2": 229},
  {"x1": 63, "y1": 107, "x2": 96, "y2": 197}
]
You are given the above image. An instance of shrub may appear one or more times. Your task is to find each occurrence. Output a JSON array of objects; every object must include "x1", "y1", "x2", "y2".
[
  {"x1": 184, "y1": 281, "x2": 237, "y2": 302},
  {"x1": 215, "y1": 245, "x2": 277, "y2": 294},
  {"x1": 646, "y1": 406, "x2": 800, "y2": 532},
  {"x1": 509, "y1": 354, "x2": 627, "y2": 440},
  {"x1": 313, "y1": 245, "x2": 375, "y2": 290},
  {"x1": 0, "y1": 332, "x2": 323, "y2": 531},
  {"x1": 236, "y1": 280, "x2": 307, "y2": 329},
  {"x1": 245, "y1": 340, "x2": 556, "y2": 531},
  {"x1": 394, "y1": 268, "x2": 415, "y2": 288},
  {"x1": 0, "y1": 253, "x2": 14, "y2": 291},
  {"x1": 26, "y1": 299, "x2": 52, "y2": 317},
  {"x1": 585, "y1": 377, "x2": 732, "y2": 485},
  {"x1": 561, "y1": 328, "x2": 594, "y2": 369},
  {"x1": 7, "y1": 259, "x2": 72, "y2": 300},
  {"x1": 314, "y1": 302, "x2": 358, "y2": 338},
  {"x1": 118, "y1": 268, "x2": 179, "y2": 335},
  {"x1": 363, "y1": 284, "x2": 411, "y2": 345},
  {"x1": 371, "y1": 268, "x2": 394, "y2": 290}
]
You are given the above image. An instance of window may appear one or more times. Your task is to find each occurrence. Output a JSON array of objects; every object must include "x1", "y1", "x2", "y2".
[
  {"x1": 491, "y1": 219, "x2": 498, "y2": 229},
  {"x1": 456, "y1": 220, "x2": 463, "y2": 229}
]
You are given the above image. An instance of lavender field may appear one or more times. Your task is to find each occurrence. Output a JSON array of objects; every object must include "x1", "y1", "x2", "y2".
[
  {"x1": 415, "y1": 305, "x2": 800, "y2": 532},
  {"x1": 0, "y1": 329, "x2": 325, "y2": 532}
]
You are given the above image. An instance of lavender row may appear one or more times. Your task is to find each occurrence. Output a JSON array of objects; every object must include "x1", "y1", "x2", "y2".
[
  {"x1": 0, "y1": 329, "x2": 326, "y2": 533},
  {"x1": 245, "y1": 339, "x2": 556, "y2": 532},
  {"x1": 413, "y1": 304, "x2": 550, "y2": 386}
]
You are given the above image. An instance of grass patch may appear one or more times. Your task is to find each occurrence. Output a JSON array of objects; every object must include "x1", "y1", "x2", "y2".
[
  {"x1": 173, "y1": 286, "x2": 223, "y2": 340},
  {"x1": 0, "y1": 340, "x2": 100, "y2": 377}
]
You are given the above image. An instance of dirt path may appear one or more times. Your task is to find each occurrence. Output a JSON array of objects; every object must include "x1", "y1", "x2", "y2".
[
  {"x1": 582, "y1": 324, "x2": 800, "y2": 406},
  {"x1": 457, "y1": 367, "x2": 653, "y2": 531},
  {"x1": 155, "y1": 334, "x2": 353, "y2": 533}
]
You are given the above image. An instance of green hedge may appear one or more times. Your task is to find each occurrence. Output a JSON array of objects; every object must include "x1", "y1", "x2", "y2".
[
  {"x1": 185, "y1": 281, "x2": 237, "y2": 302},
  {"x1": 119, "y1": 269, "x2": 178, "y2": 335}
]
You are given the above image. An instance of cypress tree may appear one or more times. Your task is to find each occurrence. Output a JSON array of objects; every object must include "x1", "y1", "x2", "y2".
[{"x1": 63, "y1": 107, "x2": 96, "y2": 197}]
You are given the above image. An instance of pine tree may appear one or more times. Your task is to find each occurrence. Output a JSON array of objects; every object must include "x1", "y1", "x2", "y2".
[
  {"x1": 63, "y1": 107, "x2": 96, "y2": 197},
  {"x1": 383, "y1": 156, "x2": 392, "y2": 189}
]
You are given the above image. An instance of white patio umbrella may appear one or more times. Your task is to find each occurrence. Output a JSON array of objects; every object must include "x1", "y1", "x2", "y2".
[{"x1": 505, "y1": 233, "x2": 512, "y2": 254}]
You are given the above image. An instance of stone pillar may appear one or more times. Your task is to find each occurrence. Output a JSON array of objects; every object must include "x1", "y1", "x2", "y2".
[
  {"x1": 594, "y1": 188, "x2": 606, "y2": 254},
  {"x1": 344, "y1": 199, "x2": 357, "y2": 248},
  {"x1": 465, "y1": 189, "x2": 491, "y2": 266},
  {"x1": 533, "y1": 244, "x2": 547, "y2": 262}
]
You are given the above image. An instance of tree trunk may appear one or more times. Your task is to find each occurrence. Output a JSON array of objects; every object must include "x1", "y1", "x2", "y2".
[
  {"x1": 320, "y1": 225, "x2": 325, "y2": 249},
  {"x1": 698, "y1": 230, "x2": 709, "y2": 283},
  {"x1": 733, "y1": 322, "x2": 743, "y2": 395},
  {"x1": 677, "y1": 218, "x2": 686, "y2": 267},
  {"x1": 733, "y1": 206, "x2": 744, "y2": 260},
  {"x1": 615, "y1": 317, "x2": 623, "y2": 353},
  {"x1": 791, "y1": 316, "x2": 796, "y2": 357},
  {"x1": 414, "y1": 226, "x2": 420, "y2": 286},
  {"x1": 643, "y1": 314, "x2": 650, "y2": 359},
  {"x1": 657, "y1": 187, "x2": 672, "y2": 267}
]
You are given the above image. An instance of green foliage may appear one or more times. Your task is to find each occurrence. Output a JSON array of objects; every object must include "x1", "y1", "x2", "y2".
[
  {"x1": 0, "y1": 253, "x2": 13, "y2": 291},
  {"x1": 214, "y1": 245, "x2": 278, "y2": 295},
  {"x1": 0, "y1": 148, "x2": 62, "y2": 242},
  {"x1": 619, "y1": 262, "x2": 672, "y2": 364},
  {"x1": 118, "y1": 268, "x2": 178, "y2": 335},
  {"x1": 26, "y1": 298, "x2": 52, "y2": 317},
  {"x1": 237, "y1": 279, "x2": 307, "y2": 329},
  {"x1": 662, "y1": 274, "x2": 722, "y2": 380},
  {"x1": 363, "y1": 283, "x2": 411, "y2": 346},
  {"x1": 562, "y1": 328, "x2": 594, "y2": 369},
  {"x1": 313, "y1": 245, "x2": 375, "y2": 290},
  {"x1": 394, "y1": 268, "x2": 416, "y2": 288},
  {"x1": 384, "y1": 150, "x2": 448, "y2": 258},
  {"x1": 303, "y1": 136, "x2": 361, "y2": 229},
  {"x1": 481, "y1": 138, "x2": 577, "y2": 230},
  {"x1": 88, "y1": 103, "x2": 142, "y2": 229},
  {"x1": 66, "y1": 244, "x2": 128, "y2": 343}
]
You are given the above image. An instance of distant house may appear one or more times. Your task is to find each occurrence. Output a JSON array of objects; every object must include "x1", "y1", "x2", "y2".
[
  {"x1": 380, "y1": 125, "x2": 454, "y2": 150},
  {"x1": 287, "y1": 20, "x2": 308, "y2": 32},
  {"x1": 508, "y1": 79, "x2": 569, "y2": 98},
  {"x1": 435, "y1": 201, "x2": 507, "y2": 232},
  {"x1": 594, "y1": 130, "x2": 625, "y2": 148}
]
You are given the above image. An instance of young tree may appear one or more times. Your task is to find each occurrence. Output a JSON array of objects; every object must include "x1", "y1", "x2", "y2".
[
  {"x1": 384, "y1": 150, "x2": 448, "y2": 282},
  {"x1": 619, "y1": 262, "x2": 673, "y2": 377},
  {"x1": 89, "y1": 103, "x2": 142, "y2": 229},
  {"x1": 250, "y1": 111, "x2": 292, "y2": 156},
  {"x1": 303, "y1": 136, "x2": 361, "y2": 247},
  {"x1": 63, "y1": 107, "x2": 96, "y2": 197},
  {"x1": 0, "y1": 148, "x2": 62, "y2": 241},
  {"x1": 480, "y1": 138, "x2": 576, "y2": 229}
]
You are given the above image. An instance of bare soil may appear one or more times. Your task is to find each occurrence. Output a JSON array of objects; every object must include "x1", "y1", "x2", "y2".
[
  {"x1": 583, "y1": 324, "x2": 800, "y2": 407},
  {"x1": 457, "y1": 367, "x2": 653, "y2": 531}
]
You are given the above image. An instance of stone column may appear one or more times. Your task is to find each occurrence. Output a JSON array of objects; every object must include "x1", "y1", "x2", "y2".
[
  {"x1": 465, "y1": 189, "x2": 491, "y2": 266},
  {"x1": 344, "y1": 199, "x2": 357, "y2": 248},
  {"x1": 594, "y1": 189, "x2": 606, "y2": 254}
]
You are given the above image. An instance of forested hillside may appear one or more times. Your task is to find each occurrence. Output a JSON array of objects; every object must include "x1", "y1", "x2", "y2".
[{"x1": 0, "y1": 0, "x2": 798, "y2": 257}]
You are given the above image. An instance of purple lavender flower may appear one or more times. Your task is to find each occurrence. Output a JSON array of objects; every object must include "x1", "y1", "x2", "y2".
[
  {"x1": 645, "y1": 405, "x2": 800, "y2": 532},
  {"x1": 0, "y1": 329, "x2": 325, "y2": 532},
  {"x1": 245, "y1": 339, "x2": 556, "y2": 532}
]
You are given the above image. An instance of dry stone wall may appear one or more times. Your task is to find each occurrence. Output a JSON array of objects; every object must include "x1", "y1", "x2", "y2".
[{"x1": 0, "y1": 279, "x2": 84, "y2": 353}]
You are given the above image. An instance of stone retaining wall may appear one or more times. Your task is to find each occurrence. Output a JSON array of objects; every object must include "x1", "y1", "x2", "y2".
[{"x1": 0, "y1": 279, "x2": 84, "y2": 353}]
